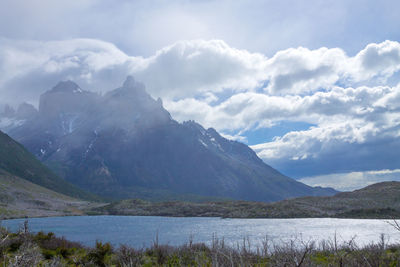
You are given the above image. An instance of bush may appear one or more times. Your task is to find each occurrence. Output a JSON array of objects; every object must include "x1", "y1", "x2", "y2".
[{"x1": 87, "y1": 241, "x2": 113, "y2": 266}]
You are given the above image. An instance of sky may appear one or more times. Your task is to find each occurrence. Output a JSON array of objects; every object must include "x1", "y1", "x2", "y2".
[{"x1": 1, "y1": 0, "x2": 400, "y2": 191}]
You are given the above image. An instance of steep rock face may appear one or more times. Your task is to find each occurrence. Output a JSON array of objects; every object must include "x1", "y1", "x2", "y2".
[
  {"x1": 8, "y1": 81, "x2": 100, "y2": 161},
  {"x1": 38, "y1": 80, "x2": 100, "y2": 135},
  {"x1": 5, "y1": 77, "x2": 336, "y2": 201}
]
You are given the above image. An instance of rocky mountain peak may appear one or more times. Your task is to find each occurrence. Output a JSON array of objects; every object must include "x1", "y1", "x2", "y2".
[
  {"x1": 107, "y1": 76, "x2": 147, "y2": 100},
  {"x1": 100, "y1": 77, "x2": 172, "y2": 130},
  {"x1": 122, "y1": 75, "x2": 136, "y2": 88},
  {"x1": 39, "y1": 81, "x2": 98, "y2": 117},
  {"x1": 16, "y1": 103, "x2": 38, "y2": 119},
  {"x1": 51, "y1": 80, "x2": 83, "y2": 94}
]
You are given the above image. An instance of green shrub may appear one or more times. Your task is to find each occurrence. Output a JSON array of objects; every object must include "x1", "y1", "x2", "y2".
[{"x1": 87, "y1": 241, "x2": 113, "y2": 267}]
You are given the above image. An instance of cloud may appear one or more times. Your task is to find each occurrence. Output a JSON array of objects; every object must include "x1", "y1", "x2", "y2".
[
  {"x1": 2, "y1": 0, "x2": 400, "y2": 191},
  {"x1": 163, "y1": 83, "x2": 400, "y2": 178},
  {"x1": 264, "y1": 47, "x2": 347, "y2": 94},
  {"x1": 246, "y1": 85, "x2": 400, "y2": 177},
  {"x1": 0, "y1": 38, "x2": 134, "y2": 104},
  {"x1": 262, "y1": 41, "x2": 400, "y2": 95},
  {"x1": 353, "y1": 40, "x2": 400, "y2": 81},
  {"x1": 2, "y1": 38, "x2": 400, "y2": 104},
  {"x1": 166, "y1": 85, "x2": 395, "y2": 132},
  {"x1": 251, "y1": 120, "x2": 380, "y2": 161},
  {"x1": 0, "y1": 38, "x2": 268, "y2": 104},
  {"x1": 250, "y1": 112, "x2": 400, "y2": 178},
  {"x1": 2, "y1": 37, "x2": 400, "y2": 185},
  {"x1": 2, "y1": 0, "x2": 400, "y2": 58},
  {"x1": 299, "y1": 169, "x2": 400, "y2": 191},
  {"x1": 145, "y1": 40, "x2": 400, "y2": 98},
  {"x1": 133, "y1": 40, "x2": 268, "y2": 99}
]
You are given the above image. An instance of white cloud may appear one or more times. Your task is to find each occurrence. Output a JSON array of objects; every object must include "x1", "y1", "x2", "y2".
[
  {"x1": 0, "y1": 38, "x2": 134, "y2": 103},
  {"x1": 1, "y1": 0, "x2": 400, "y2": 191},
  {"x1": 142, "y1": 40, "x2": 400, "y2": 98},
  {"x1": 2, "y1": 37, "x2": 400, "y2": 184},
  {"x1": 0, "y1": 38, "x2": 268, "y2": 104},
  {"x1": 2, "y1": 0, "x2": 400, "y2": 59},
  {"x1": 352, "y1": 40, "x2": 400, "y2": 82},
  {"x1": 165, "y1": 92, "x2": 299, "y2": 131},
  {"x1": 264, "y1": 47, "x2": 347, "y2": 94},
  {"x1": 251, "y1": 120, "x2": 380, "y2": 161},
  {"x1": 2, "y1": 38, "x2": 400, "y2": 104},
  {"x1": 262, "y1": 41, "x2": 400, "y2": 95},
  {"x1": 166, "y1": 85, "x2": 398, "y2": 133},
  {"x1": 299, "y1": 169, "x2": 400, "y2": 191},
  {"x1": 246, "y1": 86, "x2": 400, "y2": 177},
  {"x1": 133, "y1": 40, "x2": 268, "y2": 99}
]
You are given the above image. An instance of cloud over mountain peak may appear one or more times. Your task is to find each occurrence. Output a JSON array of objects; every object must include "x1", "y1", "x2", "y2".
[{"x1": 1, "y1": 38, "x2": 400, "y2": 189}]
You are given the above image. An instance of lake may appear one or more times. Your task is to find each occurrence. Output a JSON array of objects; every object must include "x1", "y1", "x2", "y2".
[{"x1": 2, "y1": 216, "x2": 399, "y2": 249}]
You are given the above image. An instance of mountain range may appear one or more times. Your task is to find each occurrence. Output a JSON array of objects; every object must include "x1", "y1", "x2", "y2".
[
  {"x1": 1, "y1": 122, "x2": 396, "y2": 220},
  {"x1": 1, "y1": 77, "x2": 336, "y2": 201}
]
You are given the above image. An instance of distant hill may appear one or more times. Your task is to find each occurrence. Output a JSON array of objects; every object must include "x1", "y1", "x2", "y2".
[
  {"x1": 3, "y1": 77, "x2": 336, "y2": 202},
  {"x1": 0, "y1": 131, "x2": 98, "y2": 201},
  {"x1": 92, "y1": 181, "x2": 400, "y2": 219}
]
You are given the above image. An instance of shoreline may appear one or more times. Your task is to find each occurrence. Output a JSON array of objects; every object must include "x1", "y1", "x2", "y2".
[{"x1": 3, "y1": 213, "x2": 399, "y2": 221}]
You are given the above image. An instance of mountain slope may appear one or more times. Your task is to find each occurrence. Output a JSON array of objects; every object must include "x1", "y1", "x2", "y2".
[
  {"x1": 5, "y1": 77, "x2": 336, "y2": 202},
  {"x1": 0, "y1": 131, "x2": 98, "y2": 201},
  {"x1": 0, "y1": 169, "x2": 91, "y2": 219}
]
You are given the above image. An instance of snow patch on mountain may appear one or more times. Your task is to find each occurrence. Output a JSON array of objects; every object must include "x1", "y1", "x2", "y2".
[
  {"x1": 199, "y1": 138, "x2": 208, "y2": 148},
  {"x1": 0, "y1": 118, "x2": 26, "y2": 131},
  {"x1": 59, "y1": 113, "x2": 80, "y2": 134}
]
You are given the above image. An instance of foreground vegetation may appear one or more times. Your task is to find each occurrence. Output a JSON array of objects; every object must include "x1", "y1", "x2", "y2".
[{"x1": 1, "y1": 221, "x2": 400, "y2": 266}]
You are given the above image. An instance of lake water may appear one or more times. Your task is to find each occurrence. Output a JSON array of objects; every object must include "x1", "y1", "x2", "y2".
[{"x1": 2, "y1": 216, "x2": 399, "y2": 249}]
